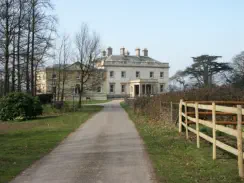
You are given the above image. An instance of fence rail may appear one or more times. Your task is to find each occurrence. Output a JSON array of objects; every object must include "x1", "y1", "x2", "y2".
[{"x1": 179, "y1": 100, "x2": 244, "y2": 177}]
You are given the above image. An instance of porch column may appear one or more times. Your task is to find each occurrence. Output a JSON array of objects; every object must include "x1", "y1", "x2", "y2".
[
  {"x1": 139, "y1": 83, "x2": 142, "y2": 96},
  {"x1": 139, "y1": 84, "x2": 142, "y2": 96}
]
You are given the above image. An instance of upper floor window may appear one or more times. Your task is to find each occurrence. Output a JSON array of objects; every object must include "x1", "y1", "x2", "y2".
[
  {"x1": 160, "y1": 72, "x2": 164, "y2": 78},
  {"x1": 160, "y1": 84, "x2": 164, "y2": 92},
  {"x1": 110, "y1": 71, "x2": 114, "y2": 78},
  {"x1": 136, "y1": 71, "x2": 140, "y2": 78},
  {"x1": 150, "y1": 72, "x2": 154, "y2": 78},
  {"x1": 121, "y1": 71, "x2": 126, "y2": 78}
]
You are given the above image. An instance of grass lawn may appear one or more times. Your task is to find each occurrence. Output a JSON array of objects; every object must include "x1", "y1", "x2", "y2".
[
  {"x1": 121, "y1": 102, "x2": 244, "y2": 183},
  {"x1": 0, "y1": 105, "x2": 103, "y2": 183}
]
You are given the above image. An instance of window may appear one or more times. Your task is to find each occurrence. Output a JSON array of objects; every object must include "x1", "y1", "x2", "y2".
[
  {"x1": 52, "y1": 86, "x2": 56, "y2": 94},
  {"x1": 121, "y1": 71, "x2": 126, "y2": 78},
  {"x1": 97, "y1": 86, "x2": 101, "y2": 93},
  {"x1": 110, "y1": 71, "x2": 114, "y2": 78},
  {"x1": 52, "y1": 73, "x2": 57, "y2": 79},
  {"x1": 110, "y1": 83, "x2": 115, "y2": 93},
  {"x1": 74, "y1": 84, "x2": 80, "y2": 94},
  {"x1": 150, "y1": 72, "x2": 154, "y2": 78},
  {"x1": 160, "y1": 72, "x2": 164, "y2": 78},
  {"x1": 136, "y1": 71, "x2": 140, "y2": 78},
  {"x1": 160, "y1": 84, "x2": 164, "y2": 92},
  {"x1": 121, "y1": 84, "x2": 126, "y2": 93},
  {"x1": 76, "y1": 72, "x2": 80, "y2": 79}
]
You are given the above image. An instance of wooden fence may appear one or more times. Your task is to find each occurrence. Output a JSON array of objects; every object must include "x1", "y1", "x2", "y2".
[{"x1": 179, "y1": 100, "x2": 244, "y2": 177}]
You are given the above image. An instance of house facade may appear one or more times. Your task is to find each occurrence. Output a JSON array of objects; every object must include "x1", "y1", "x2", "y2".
[
  {"x1": 96, "y1": 47, "x2": 169, "y2": 98},
  {"x1": 37, "y1": 46, "x2": 169, "y2": 100}
]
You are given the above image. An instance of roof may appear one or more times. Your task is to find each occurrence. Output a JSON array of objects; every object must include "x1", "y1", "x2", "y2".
[{"x1": 105, "y1": 55, "x2": 162, "y2": 64}]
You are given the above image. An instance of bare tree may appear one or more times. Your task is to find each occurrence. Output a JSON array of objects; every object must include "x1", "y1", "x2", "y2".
[
  {"x1": 60, "y1": 35, "x2": 70, "y2": 102},
  {"x1": 229, "y1": 51, "x2": 244, "y2": 88},
  {"x1": 0, "y1": 0, "x2": 18, "y2": 95},
  {"x1": 75, "y1": 23, "x2": 100, "y2": 108},
  {"x1": 0, "y1": 0, "x2": 56, "y2": 96},
  {"x1": 29, "y1": 0, "x2": 56, "y2": 96},
  {"x1": 170, "y1": 70, "x2": 188, "y2": 91}
]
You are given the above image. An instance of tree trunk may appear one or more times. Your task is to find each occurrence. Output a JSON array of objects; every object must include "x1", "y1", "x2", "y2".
[
  {"x1": 61, "y1": 70, "x2": 65, "y2": 102},
  {"x1": 26, "y1": 18, "x2": 31, "y2": 93},
  {"x1": 17, "y1": 0, "x2": 22, "y2": 92},
  {"x1": 11, "y1": 35, "x2": 16, "y2": 92},
  {"x1": 31, "y1": 0, "x2": 35, "y2": 96},
  {"x1": 4, "y1": 0, "x2": 10, "y2": 95},
  {"x1": 203, "y1": 65, "x2": 209, "y2": 87}
]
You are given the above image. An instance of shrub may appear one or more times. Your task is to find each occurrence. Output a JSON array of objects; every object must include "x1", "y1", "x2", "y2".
[
  {"x1": 0, "y1": 92, "x2": 43, "y2": 121},
  {"x1": 53, "y1": 101, "x2": 64, "y2": 109},
  {"x1": 37, "y1": 94, "x2": 53, "y2": 104},
  {"x1": 131, "y1": 86, "x2": 244, "y2": 123}
]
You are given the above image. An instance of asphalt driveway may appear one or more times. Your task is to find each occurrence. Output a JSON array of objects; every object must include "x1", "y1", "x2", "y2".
[{"x1": 11, "y1": 100, "x2": 156, "y2": 183}]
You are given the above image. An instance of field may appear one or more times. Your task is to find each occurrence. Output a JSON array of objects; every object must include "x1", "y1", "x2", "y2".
[
  {"x1": 121, "y1": 102, "x2": 244, "y2": 183},
  {"x1": 0, "y1": 105, "x2": 103, "y2": 183}
]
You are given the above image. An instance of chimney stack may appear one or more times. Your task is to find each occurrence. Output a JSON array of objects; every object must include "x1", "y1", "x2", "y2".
[
  {"x1": 142, "y1": 48, "x2": 148, "y2": 57},
  {"x1": 107, "y1": 47, "x2": 112, "y2": 56},
  {"x1": 126, "y1": 50, "x2": 130, "y2": 56},
  {"x1": 102, "y1": 50, "x2": 106, "y2": 57},
  {"x1": 135, "y1": 48, "x2": 140, "y2": 57},
  {"x1": 120, "y1": 47, "x2": 125, "y2": 56}
]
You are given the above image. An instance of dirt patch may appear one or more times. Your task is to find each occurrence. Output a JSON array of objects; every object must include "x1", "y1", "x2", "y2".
[{"x1": 0, "y1": 123, "x2": 38, "y2": 134}]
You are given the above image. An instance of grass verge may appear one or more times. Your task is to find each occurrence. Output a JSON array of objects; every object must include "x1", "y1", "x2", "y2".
[
  {"x1": 121, "y1": 102, "x2": 244, "y2": 183},
  {"x1": 0, "y1": 105, "x2": 103, "y2": 183}
]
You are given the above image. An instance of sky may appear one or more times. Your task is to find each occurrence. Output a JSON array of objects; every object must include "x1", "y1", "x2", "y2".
[{"x1": 53, "y1": 0, "x2": 244, "y2": 76}]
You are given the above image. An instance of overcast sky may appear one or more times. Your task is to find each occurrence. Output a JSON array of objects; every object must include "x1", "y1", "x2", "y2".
[{"x1": 53, "y1": 0, "x2": 244, "y2": 76}]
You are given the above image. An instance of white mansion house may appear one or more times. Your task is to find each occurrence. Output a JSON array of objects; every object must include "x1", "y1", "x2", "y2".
[
  {"x1": 96, "y1": 47, "x2": 169, "y2": 98},
  {"x1": 36, "y1": 46, "x2": 169, "y2": 100}
]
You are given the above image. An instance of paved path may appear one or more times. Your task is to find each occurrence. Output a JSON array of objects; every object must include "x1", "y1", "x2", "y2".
[{"x1": 11, "y1": 100, "x2": 156, "y2": 183}]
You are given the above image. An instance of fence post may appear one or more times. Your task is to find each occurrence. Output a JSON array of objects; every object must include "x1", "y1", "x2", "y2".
[
  {"x1": 195, "y1": 102, "x2": 200, "y2": 148},
  {"x1": 212, "y1": 102, "x2": 216, "y2": 160},
  {"x1": 179, "y1": 99, "x2": 183, "y2": 133},
  {"x1": 237, "y1": 105, "x2": 243, "y2": 178},
  {"x1": 170, "y1": 102, "x2": 173, "y2": 123},
  {"x1": 185, "y1": 102, "x2": 189, "y2": 139}
]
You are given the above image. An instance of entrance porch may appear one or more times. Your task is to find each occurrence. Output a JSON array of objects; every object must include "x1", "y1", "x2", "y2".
[{"x1": 129, "y1": 79, "x2": 158, "y2": 98}]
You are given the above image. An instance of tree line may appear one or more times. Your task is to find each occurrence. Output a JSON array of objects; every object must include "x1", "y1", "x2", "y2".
[
  {"x1": 170, "y1": 53, "x2": 244, "y2": 91},
  {"x1": 0, "y1": 0, "x2": 56, "y2": 97}
]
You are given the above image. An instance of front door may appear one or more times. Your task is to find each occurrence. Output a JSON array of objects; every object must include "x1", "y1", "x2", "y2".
[{"x1": 146, "y1": 85, "x2": 151, "y2": 95}]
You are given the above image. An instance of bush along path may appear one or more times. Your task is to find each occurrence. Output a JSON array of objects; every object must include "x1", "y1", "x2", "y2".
[
  {"x1": 121, "y1": 102, "x2": 244, "y2": 183},
  {"x1": 0, "y1": 105, "x2": 103, "y2": 183},
  {"x1": 0, "y1": 92, "x2": 42, "y2": 121}
]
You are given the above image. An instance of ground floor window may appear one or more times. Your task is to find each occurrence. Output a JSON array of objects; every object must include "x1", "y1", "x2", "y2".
[
  {"x1": 160, "y1": 84, "x2": 164, "y2": 92},
  {"x1": 110, "y1": 83, "x2": 115, "y2": 93},
  {"x1": 73, "y1": 84, "x2": 80, "y2": 94},
  {"x1": 97, "y1": 86, "x2": 102, "y2": 93},
  {"x1": 121, "y1": 84, "x2": 126, "y2": 93},
  {"x1": 52, "y1": 86, "x2": 56, "y2": 94}
]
